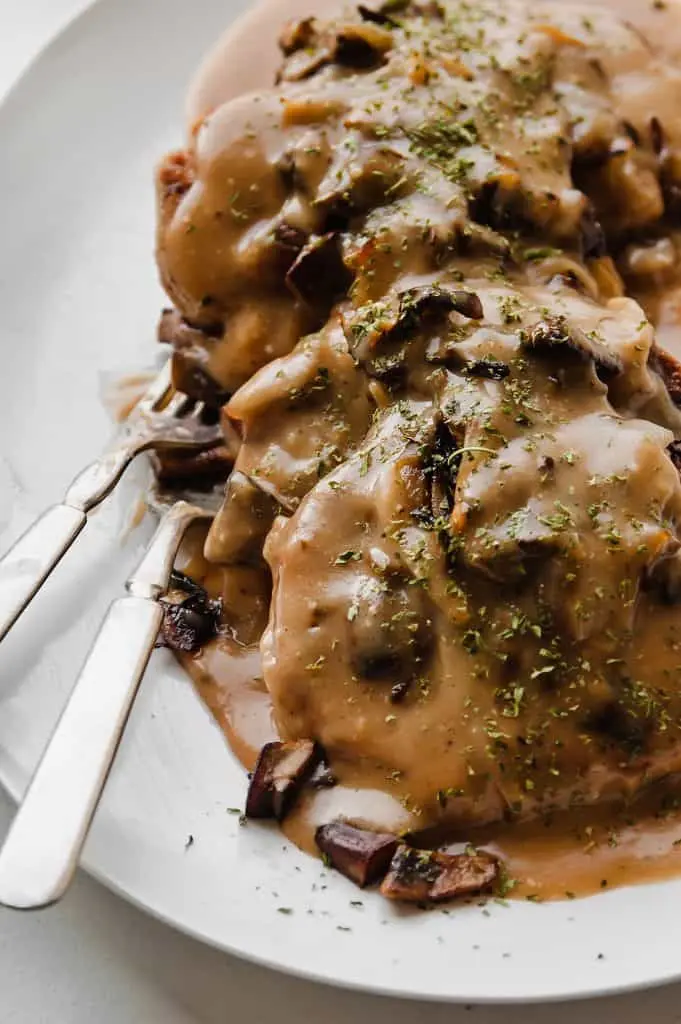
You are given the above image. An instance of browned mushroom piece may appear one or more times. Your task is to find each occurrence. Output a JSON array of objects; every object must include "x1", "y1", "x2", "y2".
[
  {"x1": 429, "y1": 850, "x2": 499, "y2": 901},
  {"x1": 171, "y1": 355, "x2": 230, "y2": 408},
  {"x1": 379, "y1": 846, "x2": 499, "y2": 902},
  {"x1": 344, "y1": 285, "x2": 484, "y2": 382},
  {"x1": 653, "y1": 344, "x2": 681, "y2": 406},
  {"x1": 450, "y1": 290, "x2": 484, "y2": 320},
  {"x1": 522, "y1": 314, "x2": 623, "y2": 381},
  {"x1": 245, "y1": 740, "x2": 322, "y2": 820},
  {"x1": 285, "y1": 233, "x2": 352, "y2": 306},
  {"x1": 395, "y1": 286, "x2": 483, "y2": 338},
  {"x1": 278, "y1": 17, "x2": 392, "y2": 81},
  {"x1": 334, "y1": 22, "x2": 394, "y2": 68},
  {"x1": 278, "y1": 16, "x2": 317, "y2": 55},
  {"x1": 380, "y1": 847, "x2": 435, "y2": 901},
  {"x1": 157, "y1": 150, "x2": 194, "y2": 201},
  {"x1": 463, "y1": 358, "x2": 510, "y2": 381},
  {"x1": 315, "y1": 822, "x2": 399, "y2": 887},
  {"x1": 158, "y1": 309, "x2": 230, "y2": 406},
  {"x1": 158, "y1": 307, "x2": 223, "y2": 348},
  {"x1": 278, "y1": 47, "x2": 334, "y2": 83},
  {"x1": 151, "y1": 445, "x2": 233, "y2": 491},
  {"x1": 160, "y1": 576, "x2": 222, "y2": 654}
]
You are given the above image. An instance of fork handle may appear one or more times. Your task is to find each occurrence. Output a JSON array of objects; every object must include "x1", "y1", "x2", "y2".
[
  {"x1": 0, "y1": 595, "x2": 163, "y2": 909},
  {"x1": 0, "y1": 504, "x2": 87, "y2": 643},
  {"x1": 0, "y1": 446, "x2": 140, "y2": 644}
]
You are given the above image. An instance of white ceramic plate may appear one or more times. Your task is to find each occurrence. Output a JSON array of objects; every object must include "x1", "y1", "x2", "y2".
[{"x1": 2, "y1": 0, "x2": 681, "y2": 1005}]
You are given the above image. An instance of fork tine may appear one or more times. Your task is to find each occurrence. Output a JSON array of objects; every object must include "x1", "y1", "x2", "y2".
[
  {"x1": 136, "y1": 360, "x2": 173, "y2": 414},
  {"x1": 190, "y1": 401, "x2": 223, "y2": 425},
  {"x1": 165, "y1": 392, "x2": 190, "y2": 417}
]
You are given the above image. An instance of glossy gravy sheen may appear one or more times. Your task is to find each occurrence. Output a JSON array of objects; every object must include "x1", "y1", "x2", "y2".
[
  {"x1": 185, "y1": 0, "x2": 681, "y2": 355},
  {"x1": 168, "y1": 0, "x2": 681, "y2": 899},
  {"x1": 179, "y1": 533, "x2": 681, "y2": 899}
]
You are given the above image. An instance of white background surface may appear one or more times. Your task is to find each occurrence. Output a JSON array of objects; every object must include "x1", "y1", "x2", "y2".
[{"x1": 3, "y1": 2, "x2": 681, "y2": 1021}]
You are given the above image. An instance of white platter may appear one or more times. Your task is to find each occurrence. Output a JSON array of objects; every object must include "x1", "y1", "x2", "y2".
[{"x1": 2, "y1": 0, "x2": 681, "y2": 1004}]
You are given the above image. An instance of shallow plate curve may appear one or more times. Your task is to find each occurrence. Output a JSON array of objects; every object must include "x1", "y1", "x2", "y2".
[{"x1": 2, "y1": 0, "x2": 681, "y2": 1004}]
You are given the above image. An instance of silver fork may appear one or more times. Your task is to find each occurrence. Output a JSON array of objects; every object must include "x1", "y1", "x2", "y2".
[
  {"x1": 0, "y1": 360, "x2": 222, "y2": 642},
  {"x1": 0, "y1": 500, "x2": 213, "y2": 909}
]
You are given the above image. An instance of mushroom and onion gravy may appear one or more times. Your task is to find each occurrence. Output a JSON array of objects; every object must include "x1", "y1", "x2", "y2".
[{"x1": 154, "y1": 0, "x2": 681, "y2": 903}]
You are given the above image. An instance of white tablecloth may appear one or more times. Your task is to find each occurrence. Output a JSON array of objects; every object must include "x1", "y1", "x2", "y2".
[{"x1": 2, "y1": 3, "x2": 681, "y2": 1020}]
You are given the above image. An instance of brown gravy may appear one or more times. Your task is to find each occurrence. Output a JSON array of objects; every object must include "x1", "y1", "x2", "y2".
[
  {"x1": 177, "y1": 528, "x2": 681, "y2": 899},
  {"x1": 186, "y1": 0, "x2": 681, "y2": 134},
  {"x1": 185, "y1": 0, "x2": 681, "y2": 365},
  {"x1": 165, "y1": 0, "x2": 681, "y2": 901},
  {"x1": 181, "y1": 604, "x2": 681, "y2": 899},
  {"x1": 184, "y1": 639, "x2": 273, "y2": 770},
  {"x1": 481, "y1": 796, "x2": 681, "y2": 900}
]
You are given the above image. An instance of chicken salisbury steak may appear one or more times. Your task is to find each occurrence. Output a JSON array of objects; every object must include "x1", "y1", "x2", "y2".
[{"x1": 155, "y1": 0, "x2": 681, "y2": 898}]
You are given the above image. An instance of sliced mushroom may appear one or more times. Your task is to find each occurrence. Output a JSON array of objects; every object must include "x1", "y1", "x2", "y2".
[
  {"x1": 344, "y1": 286, "x2": 484, "y2": 382},
  {"x1": 158, "y1": 309, "x2": 229, "y2": 406},
  {"x1": 158, "y1": 307, "x2": 222, "y2": 345},
  {"x1": 652, "y1": 345, "x2": 681, "y2": 406},
  {"x1": 379, "y1": 846, "x2": 499, "y2": 902},
  {"x1": 395, "y1": 287, "x2": 483, "y2": 339},
  {"x1": 169, "y1": 570, "x2": 204, "y2": 595},
  {"x1": 522, "y1": 314, "x2": 622, "y2": 381},
  {"x1": 278, "y1": 16, "x2": 317, "y2": 55},
  {"x1": 463, "y1": 358, "x2": 510, "y2": 381},
  {"x1": 157, "y1": 306, "x2": 183, "y2": 344},
  {"x1": 278, "y1": 16, "x2": 392, "y2": 80},
  {"x1": 285, "y1": 233, "x2": 352, "y2": 305},
  {"x1": 315, "y1": 822, "x2": 399, "y2": 886},
  {"x1": 160, "y1": 577, "x2": 222, "y2": 653},
  {"x1": 379, "y1": 847, "x2": 436, "y2": 901},
  {"x1": 334, "y1": 22, "x2": 394, "y2": 67},
  {"x1": 157, "y1": 150, "x2": 194, "y2": 206},
  {"x1": 314, "y1": 146, "x2": 407, "y2": 223},
  {"x1": 279, "y1": 47, "x2": 333, "y2": 83},
  {"x1": 428, "y1": 849, "x2": 499, "y2": 901},
  {"x1": 151, "y1": 445, "x2": 233, "y2": 491},
  {"x1": 245, "y1": 740, "x2": 322, "y2": 820},
  {"x1": 170, "y1": 352, "x2": 231, "y2": 407},
  {"x1": 461, "y1": 511, "x2": 562, "y2": 584}
]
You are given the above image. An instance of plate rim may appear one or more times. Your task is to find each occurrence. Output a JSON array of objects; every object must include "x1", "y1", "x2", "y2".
[{"x1": 2, "y1": 0, "x2": 681, "y2": 1006}]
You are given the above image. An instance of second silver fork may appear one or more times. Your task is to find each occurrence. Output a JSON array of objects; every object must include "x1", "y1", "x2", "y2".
[{"x1": 0, "y1": 360, "x2": 222, "y2": 642}]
